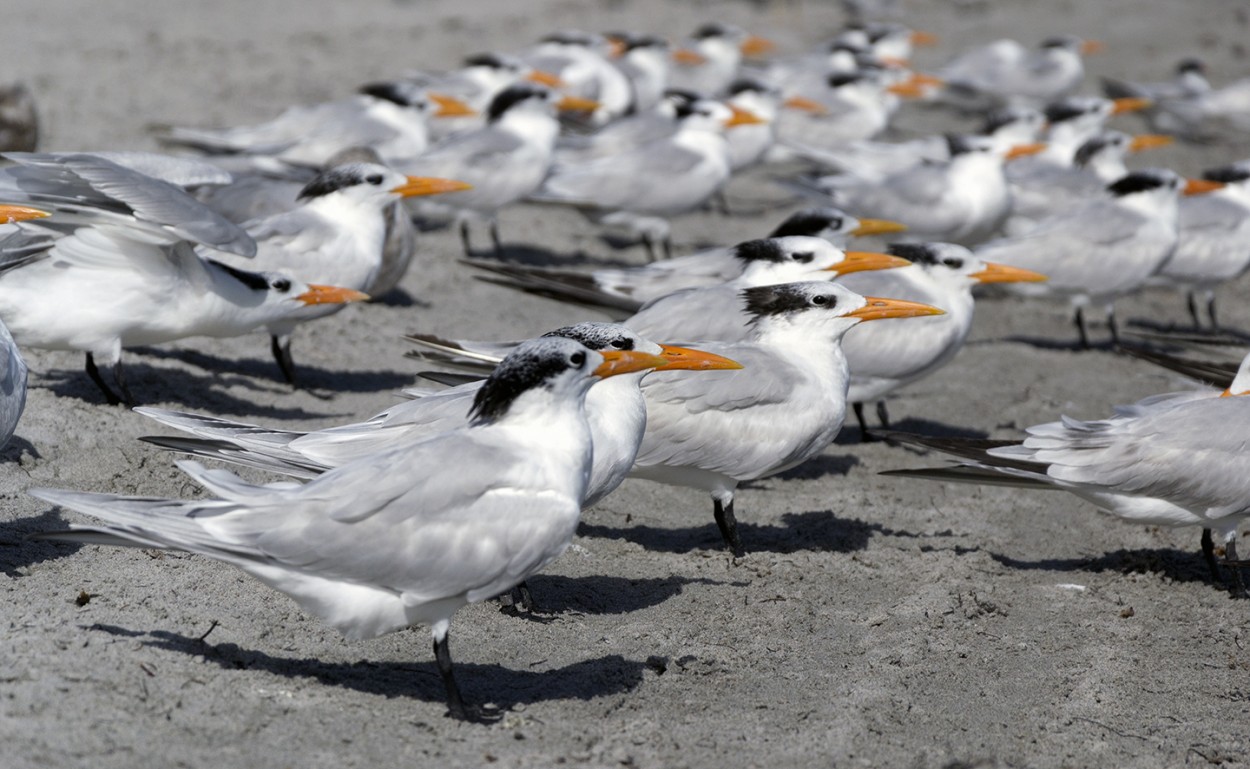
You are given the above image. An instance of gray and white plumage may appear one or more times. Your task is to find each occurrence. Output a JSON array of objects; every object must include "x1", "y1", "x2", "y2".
[
  {"x1": 0, "y1": 316, "x2": 26, "y2": 450},
  {"x1": 937, "y1": 36, "x2": 1096, "y2": 111}
]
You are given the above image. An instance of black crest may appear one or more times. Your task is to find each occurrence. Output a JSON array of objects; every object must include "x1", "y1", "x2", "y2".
[
  {"x1": 297, "y1": 166, "x2": 371, "y2": 200},
  {"x1": 1043, "y1": 100, "x2": 1090, "y2": 125},
  {"x1": 1203, "y1": 164, "x2": 1250, "y2": 184},
  {"x1": 543, "y1": 322, "x2": 636, "y2": 351},
  {"x1": 622, "y1": 34, "x2": 667, "y2": 52},
  {"x1": 770, "y1": 209, "x2": 843, "y2": 238},
  {"x1": 827, "y1": 72, "x2": 865, "y2": 89},
  {"x1": 1106, "y1": 171, "x2": 1169, "y2": 197},
  {"x1": 1040, "y1": 36, "x2": 1079, "y2": 51},
  {"x1": 886, "y1": 243, "x2": 940, "y2": 265},
  {"x1": 487, "y1": 85, "x2": 546, "y2": 123},
  {"x1": 692, "y1": 22, "x2": 733, "y2": 40},
  {"x1": 463, "y1": 53, "x2": 512, "y2": 69},
  {"x1": 741, "y1": 283, "x2": 836, "y2": 319},
  {"x1": 1073, "y1": 134, "x2": 1119, "y2": 167},
  {"x1": 1177, "y1": 57, "x2": 1206, "y2": 75},
  {"x1": 358, "y1": 81, "x2": 422, "y2": 107},
  {"x1": 732, "y1": 239, "x2": 788, "y2": 264},
  {"x1": 541, "y1": 30, "x2": 597, "y2": 46},
  {"x1": 727, "y1": 78, "x2": 772, "y2": 97},
  {"x1": 468, "y1": 338, "x2": 586, "y2": 425}
]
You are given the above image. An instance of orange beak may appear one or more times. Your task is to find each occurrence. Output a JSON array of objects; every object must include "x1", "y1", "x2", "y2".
[
  {"x1": 1111, "y1": 96, "x2": 1152, "y2": 115},
  {"x1": 298, "y1": 285, "x2": 371, "y2": 305},
  {"x1": 886, "y1": 73, "x2": 938, "y2": 99},
  {"x1": 1081, "y1": 39, "x2": 1105, "y2": 56},
  {"x1": 605, "y1": 37, "x2": 628, "y2": 59},
  {"x1": 725, "y1": 104, "x2": 767, "y2": 128},
  {"x1": 390, "y1": 176, "x2": 473, "y2": 197},
  {"x1": 911, "y1": 30, "x2": 939, "y2": 47},
  {"x1": 828, "y1": 251, "x2": 912, "y2": 276},
  {"x1": 739, "y1": 35, "x2": 775, "y2": 58},
  {"x1": 782, "y1": 95, "x2": 828, "y2": 115},
  {"x1": 428, "y1": 92, "x2": 477, "y2": 118},
  {"x1": 525, "y1": 70, "x2": 565, "y2": 88},
  {"x1": 851, "y1": 218, "x2": 908, "y2": 237},
  {"x1": 0, "y1": 204, "x2": 51, "y2": 223},
  {"x1": 657, "y1": 344, "x2": 744, "y2": 371},
  {"x1": 1184, "y1": 178, "x2": 1226, "y2": 196},
  {"x1": 848, "y1": 296, "x2": 945, "y2": 322},
  {"x1": 1005, "y1": 142, "x2": 1048, "y2": 161},
  {"x1": 594, "y1": 349, "x2": 669, "y2": 377},
  {"x1": 557, "y1": 95, "x2": 601, "y2": 113},
  {"x1": 1128, "y1": 134, "x2": 1174, "y2": 152},
  {"x1": 672, "y1": 48, "x2": 708, "y2": 66},
  {"x1": 970, "y1": 262, "x2": 1048, "y2": 284}
]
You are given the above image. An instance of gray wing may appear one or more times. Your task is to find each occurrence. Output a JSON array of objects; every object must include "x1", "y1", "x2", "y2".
[
  {"x1": 539, "y1": 142, "x2": 707, "y2": 210},
  {"x1": 625, "y1": 286, "x2": 751, "y2": 343},
  {"x1": 0, "y1": 318, "x2": 27, "y2": 449}
]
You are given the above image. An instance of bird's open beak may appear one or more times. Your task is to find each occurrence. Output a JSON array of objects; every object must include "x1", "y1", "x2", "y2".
[
  {"x1": 0, "y1": 204, "x2": 51, "y2": 223},
  {"x1": 740, "y1": 35, "x2": 775, "y2": 58},
  {"x1": 1111, "y1": 96, "x2": 1152, "y2": 115},
  {"x1": 1081, "y1": 39, "x2": 1105, "y2": 56},
  {"x1": 390, "y1": 176, "x2": 474, "y2": 197},
  {"x1": 725, "y1": 104, "x2": 767, "y2": 128},
  {"x1": 828, "y1": 251, "x2": 912, "y2": 276},
  {"x1": 594, "y1": 349, "x2": 670, "y2": 377},
  {"x1": 525, "y1": 70, "x2": 565, "y2": 88},
  {"x1": 1184, "y1": 178, "x2": 1226, "y2": 196},
  {"x1": 656, "y1": 344, "x2": 744, "y2": 371},
  {"x1": 1005, "y1": 142, "x2": 1048, "y2": 160},
  {"x1": 672, "y1": 48, "x2": 708, "y2": 66},
  {"x1": 851, "y1": 218, "x2": 908, "y2": 237},
  {"x1": 428, "y1": 93, "x2": 477, "y2": 118},
  {"x1": 970, "y1": 262, "x2": 1048, "y2": 284},
  {"x1": 557, "y1": 95, "x2": 601, "y2": 113},
  {"x1": 782, "y1": 95, "x2": 828, "y2": 115},
  {"x1": 848, "y1": 296, "x2": 945, "y2": 321},
  {"x1": 1128, "y1": 134, "x2": 1174, "y2": 152},
  {"x1": 297, "y1": 285, "x2": 371, "y2": 305}
]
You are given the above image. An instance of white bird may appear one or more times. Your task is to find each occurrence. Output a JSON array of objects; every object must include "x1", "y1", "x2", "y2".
[
  {"x1": 0, "y1": 161, "x2": 368, "y2": 404},
  {"x1": 880, "y1": 352, "x2": 1250, "y2": 597},
  {"x1": 630, "y1": 281, "x2": 943, "y2": 554},
  {"x1": 0, "y1": 314, "x2": 25, "y2": 452},
  {"x1": 815, "y1": 134, "x2": 1034, "y2": 246},
  {"x1": 622, "y1": 237, "x2": 911, "y2": 342},
  {"x1": 836, "y1": 243, "x2": 1047, "y2": 439},
  {"x1": 976, "y1": 168, "x2": 1220, "y2": 347},
  {"x1": 668, "y1": 23, "x2": 774, "y2": 97},
  {"x1": 159, "y1": 83, "x2": 475, "y2": 168},
  {"x1": 1156, "y1": 161, "x2": 1250, "y2": 329},
  {"x1": 206, "y1": 161, "x2": 469, "y2": 383},
  {"x1": 402, "y1": 53, "x2": 564, "y2": 141},
  {"x1": 398, "y1": 84, "x2": 597, "y2": 256},
  {"x1": 937, "y1": 35, "x2": 1103, "y2": 111},
  {"x1": 139, "y1": 323, "x2": 740, "y2": 511},
  {"x1": 1004, "y1": 130, "x2": 1175, "y2": 236},
  {"x1": 606, "y1": 33, "x2": 671, "y2": 114},
  {"x1": 532, "y1": 97, "x2": 763, "y2": 261},
  {"x1": 553, "y1": 90, "x2": 698, "y2": 166},
  {"x1": 32, "y1": 336, "x2": 670, "y2": 721},
  {"x1": 521, "y1": 31, "x2": 634, "y2": 124},
  {"x1": 1103, "y1": 58, "x2": 1250, "y2": 142},
  {"x1": 774, "y1": 71, "x2": 913, "y2": 153},
  {"x1": 462, "y1": 209, "x2": 907, "y2": 316}
]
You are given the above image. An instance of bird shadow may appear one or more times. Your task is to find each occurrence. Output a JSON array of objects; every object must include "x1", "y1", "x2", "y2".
[
  {"x1": 1, "y1": 434, "x2": 40, "y2": 463},
  {"x1": 836, "y1": 417, "x2": 990, "y2": 446},
  {"x1": 0, "y1": 508, "x2": 81, "y2": 577},
  {"x1": 996, "y1": 335, "x2": 1113, "y2": 352},
  {"x1": 86, "y1": 623, "x2": 648, "y2": 710},
  {"x1": 519, "y1": 574, "x2": 738, "y2": 617},
  {"x1": 578, "y1": 509, "x2": 920, "y2": 555},
  {"x1": 990, "y1": 544, "x2": 1225, "y2": 589},
  {"x1": 372, "y1": 287, "x2": 428, "y2": 309},
  {"x1": 140, "y1": 347, "x2": 414, "y2": 397},
  {"x1": 772, "y1": 453, "x2": 860, "y2": 480},
  {"x1": 1124, "y1": 317, "x2": 1250, "y2": 341}
]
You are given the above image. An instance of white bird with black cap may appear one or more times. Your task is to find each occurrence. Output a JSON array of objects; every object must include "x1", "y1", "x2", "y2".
[{"x1": 32, "y1": 336, "x2": 671, "y2": 722}]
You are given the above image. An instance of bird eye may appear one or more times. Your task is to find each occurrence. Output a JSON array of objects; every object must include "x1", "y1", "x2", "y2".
[
  {"x1": 272, "y1": 278, "x2": 291, "y2": 292},
  {"x1": 366, "y1": 174, "x2": 384, "y2": 186},
  {"x1": 793, "y1": 251, "x2": 815, "y2": 264},
  {"x1": 611, "y1": 338, "x2": 629, "y2": 349},
  {"x1": 943, "y1": 258, "x2": 964, "y2": 269},
  {"x1": 812, "y1": 294, "x2": 832, "y2": 306},
  {"x1": 570, "y1": 351, "x2": 586, "y2": 366}
]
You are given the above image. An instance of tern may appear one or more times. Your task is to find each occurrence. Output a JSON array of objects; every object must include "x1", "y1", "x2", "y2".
[
  {"x1": 206, "y1": 162, "x2": 470, "y2": 383},
  {"x1": 976, "y1": 168, "x2": 1221, "y2": 347},
  {"x1": 630, "y1": 281, "x2": 943, "y2": 554},
  {"x1": 398, "y1": 84, "x2": 598, "y2": 256},
  {"x1": 1103, "y1": 58, "x2": 1250, "y2": 142},
  {"x1": 880, "y1": 352, "x2": 1250, "y2": 597},
  {"x1": 139, "y1": 323, "x2": 740, "y2": 511},
  {"x1": 836, "y1": 243, "x2": 1046, "y2": 439},
  {"x1": 32, "y1": 337, "x2": 669, "y2": 721},
  {"x1": 462, "y1": 209, "x2": 907, "y2": 316},
  {"x1": 669, "y1": 23, "x2": 774, "y2": 97},
  {"x1": 521, "y1": 31, "x2": 633, "y2": 124},
  {"x1": 937, "y1": 35, "x2": 1103, "y2": 111}
]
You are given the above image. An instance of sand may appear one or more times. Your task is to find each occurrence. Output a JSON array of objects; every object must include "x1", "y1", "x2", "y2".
[{"x1": 4, "y1": 0, "x2": 1250, "y2": 766}]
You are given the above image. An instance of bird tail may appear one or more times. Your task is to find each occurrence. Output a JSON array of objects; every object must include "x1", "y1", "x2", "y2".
[
  {"x1": 402, "y1": 333, "x2": 505, "y2": 374},
  {"x1": 462, "y1": 258, "x2": 641, "y2": 316},
  {"x1": 135, "y1": 407, "x2": 323, "y2": 479}
]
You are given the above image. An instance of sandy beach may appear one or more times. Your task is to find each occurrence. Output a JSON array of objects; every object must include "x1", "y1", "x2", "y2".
[{"x1": 4, "y1": 0, "x2": 1250, "y2": 766}]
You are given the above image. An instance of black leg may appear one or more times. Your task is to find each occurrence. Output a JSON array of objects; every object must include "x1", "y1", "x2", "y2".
[
  {"x1": 489, "y1": 219, "x2": 502, "y2": 257},
  {"x1": 1073, "y1": 307, "x2": 1090, "y2": 350},
  {"x1": 270, "y1": 335, "x2": 298, "y2": 386},
  {"x1": 641, "y1": 233, "x2": 657, "y2": 262},
  {"x1": 84, "y1": 353, "x2": 123, "y2": 406},
  {"x1": 1107, "y1": 305, "x2": 1119, "y2": 347},
  {"x1": 712, "y1": 495, "x2": 745, "y2": 557},
  {"x1": 433, "y1": 633, "x2": 470, "y2": 720},
  {"x1": 1187, "y1": 291, "x2": 1202, "y2": 329},
  {"x1": 1208, "y1": 294, "x2": 1219, "y2": 331},
  {"x1": 1225, "y1": 537, "x2": 1247, "y2": 599},
  {"x1": 1202, "y1": 528, "x2": 1222, "y2": 584},
  {"x1": 513, "y1": 581, "x2": 536, "y2": 613},
  {"x1": 661, "y1": 234, "x2": 672, "y2": 262},
  {"x1": 112, "y1": 358, "x2": 135, "y2": 406},
  {"x1": 875, "y1": 400, "x2": 891, "y2": 430},
  {"x1": 459, "y1": 220, "x2": 472, "y2": 256},
  {"x1": 852, "y1": 401, "x2": 875, "y2": 443}
]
